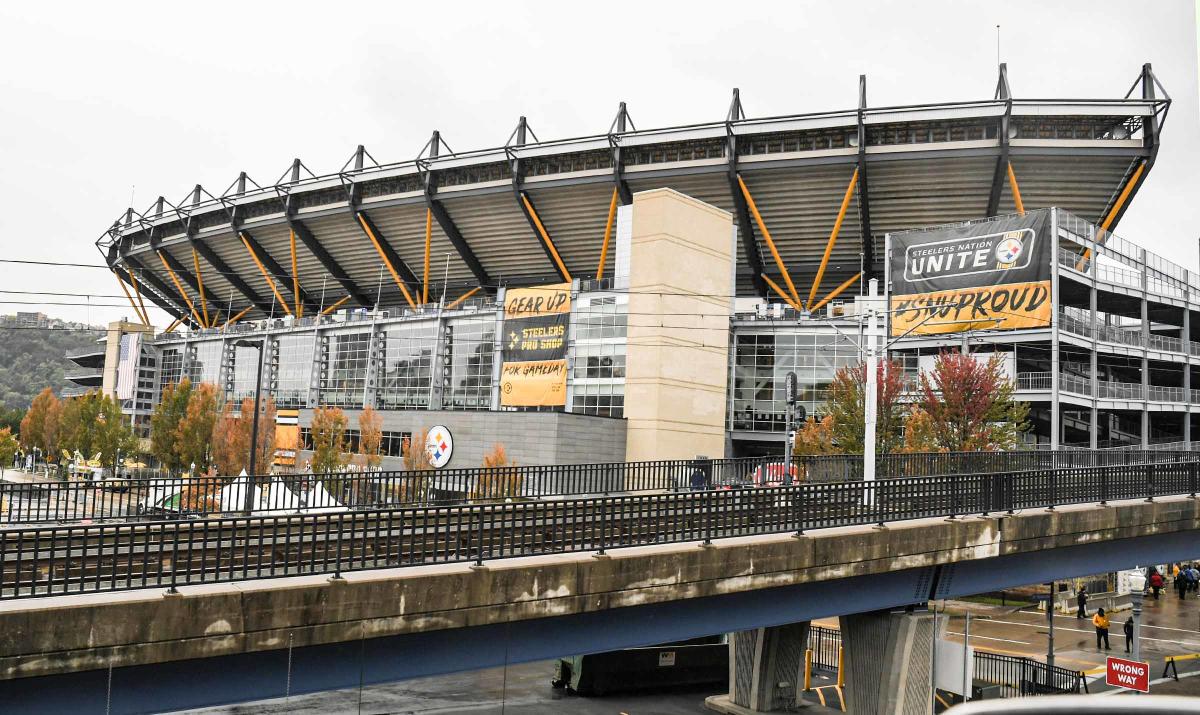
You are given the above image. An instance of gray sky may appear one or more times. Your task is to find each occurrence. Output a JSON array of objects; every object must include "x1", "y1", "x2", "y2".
[{"x1": 0, "y1": 0, "x2": 1196, "y2": 326}]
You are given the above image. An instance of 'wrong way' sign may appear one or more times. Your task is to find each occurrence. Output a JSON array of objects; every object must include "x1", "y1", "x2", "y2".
[{"x1": 1106, "y1": 655, "x2": 1149, "y2": 693}]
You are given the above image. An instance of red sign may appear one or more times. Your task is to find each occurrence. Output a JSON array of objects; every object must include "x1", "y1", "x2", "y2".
[{"x1": 1106, "y1": 656, "x2": 1149, "y2": 692}]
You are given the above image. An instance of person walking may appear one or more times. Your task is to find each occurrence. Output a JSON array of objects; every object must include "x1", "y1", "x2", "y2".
[
  {"x1": 1150, "y1": 570, "x2": 1164, "y2": 600},
  {"x1": 1180, "y1": 568, "x2": 1193, "y2": 600},
  {"x1": 1093, "y1": 608, "x2": 1111, "y2": 650},
  {"x1": 1076, "y1": 586, "x2": 1088, "y2": 619},
  {"x1": 1189, "y1": 565, "x2": 1200, "y2": 594},
  {"x1": 1124, "y1": 617, "x2": 1134, "y2": 653}
]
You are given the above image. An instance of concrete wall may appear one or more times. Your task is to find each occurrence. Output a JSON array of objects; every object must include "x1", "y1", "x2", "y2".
[
  {"x1": 298, "y1": 408, "x2": 626, "y2": 469},
  {"x1": 624, "y1": 189, "x2": 733, "y2": 462}
]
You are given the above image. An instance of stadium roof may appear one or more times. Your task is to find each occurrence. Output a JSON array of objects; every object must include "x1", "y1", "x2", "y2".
[{"x1": 99, "y1": 63, "x2": 1170, "y2": 327}]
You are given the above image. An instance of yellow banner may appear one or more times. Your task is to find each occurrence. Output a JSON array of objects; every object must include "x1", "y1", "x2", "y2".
[
  {"x1": 504, "y1": 283, "x2": 571, "y2": 319},
  {"x1": 500, "y1": 359, "x2": 567, "y2": 407},
  {"x1": 890, "y1": 280, "x2": 1051, "y2": 336}
]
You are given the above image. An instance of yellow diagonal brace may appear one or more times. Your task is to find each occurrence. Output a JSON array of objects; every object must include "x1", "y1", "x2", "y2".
[
  {"x1": 1077, "y1": 160, "x2": 1146, "y2": 271},
  {"x1": 810, "y1": 272, "x2": 862, "y2": 313},
  {"x1": 157, "y1": 251, "x2": 204, "y2": 327},
  {"x1": 113, "y1": 272, "x2": 149, "y2": 326},
  {"x1": 1006, "y1": 162, "x2": 1025, "y2": 216},
  {"x1": 289, "y1": 228, "x2": 302, "y2": 318},
  {"x1": 521, "y1": 193, "x2": 572, "y2": 282},
  {"x1": 447, "y1": 286, "x2": 482, "y2": 310},
  {"x1": 191, "y1": 249, "x2": 210, "y2": 328},
  {"x1": 239, "y1": 232, "x2": 293, "y2": 317},
  {"x1": 423, "y1": 208, "x2": 432, "y2": 305},
  {"x1": 164, "y1": 317, "x2": 183, "y2": 333},
  {"x1": 128, "y1": 270, "x2": 150, "y2": 326},
  {"x1": 597, "y1": 188, "x2": 618, "y2": 280},
  {"x1": 761, "y1": 273, "x2": 803, "y2": 313},
  {"x1": 356, "y1": 213, "x2": 417, "y2": 309},
  {"x1": 320, "y1": 295, "x2": 352, "y2": 316},
  {"x1": 223, "y1": 306, "x2": 252, "y2": 328},
  {"x1": 808, "y1": 168, "x2": 859, "y2": 309},
  {"x1": 738, "y1": 174, "x2": 800, "y2": 307}
]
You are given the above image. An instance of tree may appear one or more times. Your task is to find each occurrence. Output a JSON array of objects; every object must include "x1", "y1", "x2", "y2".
[
  {"x1": 310, "y1": 406, "x2": 348, "y2": 474},
  {"x1": 472, "y1": 443, "x2": 522, "y2": 501},
  {"x1": 402, "y1": 428, "x2": 433, "y2": 471},
  {"x1": 899, "y1": 406, "x2": 941, "y2": 454},
  {"x1": 58, "y1": 391, "x2": 138, "y2": 473},
  {"x1": 19, "y1": 387, "x2": 61, "y2": 461},
  {"x1": 0, "y1": 427, "x2": 17, "y2": 477},
  {"x1": 176, "y1": 383, "x2": 220, "y2": 474},
  {"x1": 825, "y1": 360, "x2": 906, "y2": 455},
  {"x1": 911, "y1": 351, "x2": 1030, "y2": 452},
  {"x1": 150, "y1": 379, "x2": 193, "y2": 474},
  {"x1": 792, "y1": 416, "x2": 838, "y2": 457},
  {"x1": 212, "y1": 397, "x2": 277, "y2": 476},
  {"x1": 358, "y1": 406, "x2": 383, "y2": 470}
]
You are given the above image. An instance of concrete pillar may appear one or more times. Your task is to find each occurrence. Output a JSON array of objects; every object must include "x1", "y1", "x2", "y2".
[
  {"x1": 1140, "y1": 247, "x2": 1150, "y2": 448},
  {"x1": 841, "y1": 610, "x2": 935, "y2": 715},
  {"x1": 726, "y1": 622, "x2": 810, "y2": 712},
  {"x1": 1090, "y1": 285, "x2": 1099, "y2": 448}
]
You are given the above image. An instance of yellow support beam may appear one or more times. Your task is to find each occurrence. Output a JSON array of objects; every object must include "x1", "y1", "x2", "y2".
[
  {"x1": 596, "y1": 188, "x2": 618, "y2": 280},
  {"x1": 127, "y1": 270, "x2": 151, "y2": 326},
  {"x1": 447, "y1": 286, "x2": 482, "y2": 310},
  {"x1": 320, "y1": 295, "x2": 352, "y2": 316},
  {"x1": 810, "y1": 272, "x2": 862, "y2": 313},
  {"x1": 1006, "y1": 161, "x2": 1025, "y2": 216},
  {"x1": 423, "y1": 208, "x2": 432, "y2": 305},
  {"x1": 223, "y1": 305, "x2": 253, "y2": 328},
  {"x1": 520, "y1": 193, "x2": 572, "y2": 282},
  {"x1": 1077, "y1": 160, "x2": 1146, "y2": 270},
  {"x1": 163, "y1": 317, "x2": 183, "y2": 333},
  {"x1": 761, "y1": 273, "x2": 803, "y2": 313},
  {"x1": 113, "y1": 272, "x2": 149, "y2": 326},
  {"x1": 356, "y1": 213, "x2": 418, "y2": 309},
  {"x1": 239, "y1": 232, "x2": 294, "y2": 317},
  {"x1": 191, "y1": 248, "x2": 210, "y2": 328},
  {"x1": 737, "y1": 174, "x2": 801, "y2": 307},
  {"x1": 808, "y1": 168, "x2": 859, "y2": 309},
  {"x1": 289, "y1": 228, "x2": 302, "y2": 318},
  {"x1": 157, "y1": 251, "x2": 205, "y2": 328}
]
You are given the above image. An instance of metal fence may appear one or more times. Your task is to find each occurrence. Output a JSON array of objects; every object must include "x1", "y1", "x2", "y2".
[
  {"x1": 0, "y1": 460, "x2": 1194, "y2": 600},
  {"x1": 0, "y1": 457, "x2": 778, "y2": 525},
  {"x1": 798, "y1": 450, "x2": 1198, "y2": 483}
]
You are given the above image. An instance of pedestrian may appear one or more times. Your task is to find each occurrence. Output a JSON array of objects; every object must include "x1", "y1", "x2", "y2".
[
  {"x1": 1076, "y1": 586, "x2": 1088, "y2": 619},
  {"x1": 1189, "y1": 565, "x2": 1200, "y2": 594},
  {"x1": 1179, "y1": 570, "x2": 1190, "y2": 600},
  {"x1": 1124, "y1": 617, "x2": 1134, "y2": 653},
  {"x1": 1093, "y1": 608, "x2": 1111, "y2": 650},
  {"x1": 1150, "y1": 570, "x2": 1164, "y2": 600},
  {"x1": 1173, "y1": 563, "x2": 1182, "y2": 582}
]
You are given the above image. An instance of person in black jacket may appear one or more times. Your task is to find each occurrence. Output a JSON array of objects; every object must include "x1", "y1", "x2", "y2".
[
  {"x1": 1076, "y1": 587, "x2": 1088, "y2": 619},
  {"x1": 1124, "y1": 618, "x2": 1134, "y2": 653}
]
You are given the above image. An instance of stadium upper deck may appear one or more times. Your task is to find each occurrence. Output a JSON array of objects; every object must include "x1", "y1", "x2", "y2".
[{"x1": 99, "y1": 64, "x2": 1169, "y2": 327}]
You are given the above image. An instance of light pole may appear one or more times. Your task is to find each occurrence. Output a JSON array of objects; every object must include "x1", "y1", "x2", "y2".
[
  {"x1": 234, "y1": 339, "x2": 266, "y2": 514},
  {"x1": 1129, "y1": 571, "x2": 1147, "y2": 684}
]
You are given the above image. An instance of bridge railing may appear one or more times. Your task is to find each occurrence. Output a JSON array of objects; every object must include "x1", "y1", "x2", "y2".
[
  {"x1": 798, "y1": 450, "x2": 1197, "y2": 483},
  {"x1": 0, "y1": 460, "x2": 1195, "y2": 601}
]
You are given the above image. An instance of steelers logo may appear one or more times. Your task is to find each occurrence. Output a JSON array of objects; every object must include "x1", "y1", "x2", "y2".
[
  {"x1": 503, "y1": 381, "x2": 513, "y2": 394},
  {"x1": 994, "y1": 236, "x2": 1024, "y2": 263}
]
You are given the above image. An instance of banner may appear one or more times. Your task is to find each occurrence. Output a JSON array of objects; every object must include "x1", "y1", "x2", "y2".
[
  {"x1": 501, "y1": 283, "x2": 571, "y2": 407},
  {"x1": 889, "y1": 210, "x2": 1051, "y2": 336},
  {"x1": 115, "y1": 333, "x2": 141, "y2": 401}
]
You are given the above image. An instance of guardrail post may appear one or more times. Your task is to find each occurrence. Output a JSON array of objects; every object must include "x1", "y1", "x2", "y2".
[
  {"x1": 703, "y1": 491, "x2": 713, "y2": 547},
  {"x1": 792, "y1": 485, "x2": 805, "y2": 538},
  {"x1": 946, "y1": 477, "x2": 959, "y2": 521},
  {"x1": 167, "y1": 523, "x2": 180, "y2": 595},
  {"x1": 332, "y1": 515, "x2": 345, "y2": 580},
  {"x1": 475, "y1": 505, "x2": 485, "y2": 567},
  {"x1": 1190, "y1": 462, "x2": 1197, "y2": 499},
  {"x1": 1045, "y1": 469, "x2": 1057, "y2": 511},
  {"x1": 1100, "y1": 465, "x2": 1108, "y2": 506},
  {"x1": 1145, "y1": 462, "x2": 1156, "y2": 503},
  {"x1": 596, "y1": 498, "x2": 607, "y2": 557}
]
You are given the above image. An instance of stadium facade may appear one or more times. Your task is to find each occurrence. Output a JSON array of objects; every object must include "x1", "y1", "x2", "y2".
[{"x1": 71, "y1": 64, "x2": 1184, "y2": 468}]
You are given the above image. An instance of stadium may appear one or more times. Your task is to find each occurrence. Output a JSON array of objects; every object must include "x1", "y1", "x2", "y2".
[{"x1": 77, "y1": 63, "x2": 1183, "y2": 467}]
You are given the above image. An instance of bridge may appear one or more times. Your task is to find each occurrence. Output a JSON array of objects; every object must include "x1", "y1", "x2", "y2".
[{"x1": 0, "y1": 459, "x2": 1197, "y2": 713}]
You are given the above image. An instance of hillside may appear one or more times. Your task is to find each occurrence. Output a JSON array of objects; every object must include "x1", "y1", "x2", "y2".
[{"x1": 0, "y1": 322, "x2": 106, "y2": 411}]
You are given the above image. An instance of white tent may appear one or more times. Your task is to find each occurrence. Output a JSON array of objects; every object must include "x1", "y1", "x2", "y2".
[
  {"x1": 217, "y1": 471, "x2": 262, "y2": 513},
  {"x1": 258, "y1": 477, "x2": 304, "y2": 515},
  {"x1": 305, "y1": 479, "x2": 348, "y2": 513}
]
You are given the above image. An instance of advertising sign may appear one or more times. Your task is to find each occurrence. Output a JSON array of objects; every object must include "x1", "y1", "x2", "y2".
[
  {"x1": 1106, "y1": 656, "x2": 1149, "y2": 693},
  {"x1": 426, "y1": 425, "x2": 454, "y2": 469},
  {"x1": 889, "y1": 211, "x2": 1052, "y2": 337},
  {"x1": 501, "y1": 283, "x2": 571, "y2": 407}
]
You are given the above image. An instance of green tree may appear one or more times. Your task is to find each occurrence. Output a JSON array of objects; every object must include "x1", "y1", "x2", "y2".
[
  {"x1": 176, "y1": 383, "x2": 221, "y2": 474},
  {"x1": 310, "y1": 406, "x2": 348, "y2": 475},
  {"x1": 151, "y1": 378, "x2": 194, "y2": 474},
  {"x1": 0, "y1": 406, "x2": 23, "y2": 435},
  {"x1": 912, "y1": 351, "x2": 1029, "y2": 452},
  {"x1": 825, "y1": 360, "x2": 906, "y2": 455},
  {"x1": 0, "y1": 427, "x2": 17, "y2": 478},
  {"x1": 19, "y1": 387, "x2": 61, "y2": 461},
  {"x1": 58, "y1": 391, "x2": 138, "y2": 472}
]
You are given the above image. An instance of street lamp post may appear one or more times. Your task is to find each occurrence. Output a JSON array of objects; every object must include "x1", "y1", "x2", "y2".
[
  {"x1": 234, "y1": 340, "x2": 266, "y2": 514},
  {"x1": 1129, "y1": 570, "x2": 1147, "y2": 687}
]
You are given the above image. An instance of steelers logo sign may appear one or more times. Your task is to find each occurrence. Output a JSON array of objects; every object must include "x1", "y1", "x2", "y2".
[
  {"x1": 425, "y1": 426, "x2": 454, "y2": 469},
  {"x1": 994, "y1": 236, "x2": 1024, "y2": 264}
]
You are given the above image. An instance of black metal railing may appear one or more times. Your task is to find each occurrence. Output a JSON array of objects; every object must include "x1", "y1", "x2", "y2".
[
  {"x1": 973, "y1": 651, "x2": 1087, "y2": 696},
  {"x1": 808, "y1": 625, "x2": 842, "y2": 671},
  {"x1": 0, "y1": 461, "x2": 1195, "y2": 601},
  {"x1": 799, "y1": 450, "x2": 1198, "y2": 483},
  {"x1": 0, "y1": 457, "x2": 781, "y2": 525}
]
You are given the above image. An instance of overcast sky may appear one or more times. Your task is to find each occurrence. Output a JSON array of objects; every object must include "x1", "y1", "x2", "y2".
[{"x1": 0, "y1": 1, "x2": 1196, "y2": 326}]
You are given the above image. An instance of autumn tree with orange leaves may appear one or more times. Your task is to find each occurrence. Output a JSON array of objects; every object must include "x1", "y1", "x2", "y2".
[{"x1": 905, "y1": 351, "x2": 1028, "y2": 452}]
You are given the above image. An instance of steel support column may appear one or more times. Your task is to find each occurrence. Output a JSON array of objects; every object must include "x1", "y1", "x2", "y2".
[
  {"x1": 610, "y1": 102, "x2": 634, "y2": 205},
  {"x1": 856, "y1": 75, "x2": 876, "y2": 281},
  {"x1": 288, "y1": 218, "x2": 373, "y2": 308},
  {"x1": 725, "y1": 89, "x2": 768, "y2": 297},
  {"x1": 1107, "y1": 63, "x2": 1164, "y2": 232},
  {"x1": 423, "y1": 130, "x2": 493, "y2": 291},
  {"x1": 239, "y1": 229, "x2": 319, "y2": 315},
  {"x1": 986, "y1": 64, "x2": 1013, "y2": 217},
  {"x1": 511, "y1": 117, "x2": 571, "y2": 283},
  {"x1": 354, "y1": 210, "x2": 420, "y2": 308},
  {"x1": 119, "y1": 255, "x2": 193, "y2": 326}
]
